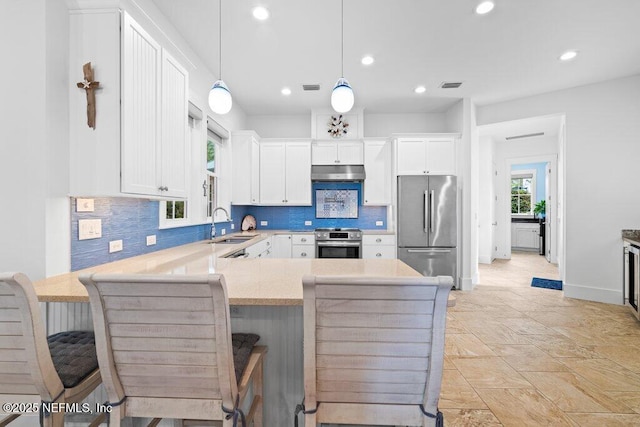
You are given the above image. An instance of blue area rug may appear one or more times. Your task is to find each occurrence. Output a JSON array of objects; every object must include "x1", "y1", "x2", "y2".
[{"x1": 531, "y1": 277, "x2": 563, "y2": 290}]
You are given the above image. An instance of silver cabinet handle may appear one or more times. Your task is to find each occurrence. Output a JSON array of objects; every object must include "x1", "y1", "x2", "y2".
[
  {"x1": 424, "y1": 191, "x2": 428, "y2": 233},
  {"x1": 301, "y1": 238, "x2": 307, "y2": 242},
  {"x1": 407, "y1": 249, "x2": 452, "y2": 254},
  {"x1": 266, "y1": 241, "x2": 270, "y2": 246},
  {"x1": 376, "y1": 238, "x2": 382, "y2": 243},
  {"x1": 301, "y1": 252, "x2": 307, "y2": 257},
  {"x1": 376, "y1": 253, "x2": 382, "y2": 257},
  {"x1": 430, "y1": 190, "x2": 435, "y2": 232}
]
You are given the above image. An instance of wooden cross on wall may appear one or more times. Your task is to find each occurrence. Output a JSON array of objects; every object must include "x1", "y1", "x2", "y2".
[{"x1": 76, "y1": 62, "x2": 100, "y2": 129}]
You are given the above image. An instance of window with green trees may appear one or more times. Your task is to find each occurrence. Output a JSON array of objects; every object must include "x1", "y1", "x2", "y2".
[{"x1": 511, "y1": 175, "x2": 533, "y2": 215}]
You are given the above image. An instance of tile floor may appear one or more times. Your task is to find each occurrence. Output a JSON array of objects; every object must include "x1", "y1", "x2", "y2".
[{"x1": 441, "y1": 251, "x2": 640, "y2": 426}]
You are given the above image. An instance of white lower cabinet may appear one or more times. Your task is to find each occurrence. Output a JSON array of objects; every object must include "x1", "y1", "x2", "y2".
[
  {"x1": 511, "y1": 223, "x2": 539, "y2": 249},
  {"x1": 362, "y1": 234, "x2": 397, "y2": 259},
  {"x1": 292, "y1": 234, "x2": 315, "y2": 259},
  {"x1": 272, "y1": 235, "x2": 292, "y2": 258},
  {"x1": 245, "y1": 238, "x2": 272, "y2": 258}
]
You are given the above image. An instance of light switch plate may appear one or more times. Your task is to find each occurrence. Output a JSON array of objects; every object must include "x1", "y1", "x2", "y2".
[
  {"x1": 221, "y1": 229, "x2": 226, "y2": 235},
  {"x1": 376, "y1": 221, "x2": 384, "y2": 226},
  {"x1": 260, "y1": 221, "x2": 268, "y2": 226},
  {"x1": 109, "y1": 240, "x2": 123, "y2": 253},
  {"x1": 305, "y1": 220, "x2": 312, "y2": 226},
  {"x1": 146, "y1": 235, "x2": 156, "y2": 246},
  {"x1": 76, "y1": 198, "x2": 94, "y2": 212},
  {"x1": 78, "y1": 219, "x2": 102, "y2": 240}
]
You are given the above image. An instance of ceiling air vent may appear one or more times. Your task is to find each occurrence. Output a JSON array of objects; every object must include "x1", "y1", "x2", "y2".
[
  {"x1": 440, "y1": 81, "x2": 463, "y2": 89},
  {"x1": 505, "y1": 132, "x2": 545, "y2": 141},
  {"x1": 302, "y1": 84, "x2": 320, "y2": 91}
]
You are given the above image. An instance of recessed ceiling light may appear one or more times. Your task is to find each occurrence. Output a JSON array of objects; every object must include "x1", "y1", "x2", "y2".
[
  {"x1": 475, "y1": 1, "x2": 495, "y2": 15},
  {"x1": 559, "y1": 50, "x2": 578, "y2": 61},
  {"x1": 281, "y1": 87, "x2": 291, "y2": 96},
  {"x1": 414, "y1": 86, "x2": 426, "y2": 94},
  {"x1": 252, "y1": 6, "x2": 269, "y2": 20},
  {"x1": 361, "y1": 55, "x2": 374, "y2": 66}
]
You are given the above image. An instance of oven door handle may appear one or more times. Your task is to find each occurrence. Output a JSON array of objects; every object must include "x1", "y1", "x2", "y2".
[{"x1": 316, "y1": 241, "x2": 362, "y2": 247}]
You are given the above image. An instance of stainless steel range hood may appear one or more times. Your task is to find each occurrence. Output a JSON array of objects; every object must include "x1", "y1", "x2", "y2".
[{"x1": 311, "y1": 165, "x2": 366, "y2": 182}]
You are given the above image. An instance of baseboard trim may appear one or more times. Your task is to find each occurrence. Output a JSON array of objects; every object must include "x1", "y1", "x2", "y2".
[
  {"x1": 478, "y1": 255, "x2": 493, "y2": 264},
  {"x1": 563, "y1": 282, "x2": 623, "y2": 305},
  {"x1": 460, "y1": 277, "x2": 473, "y2": 291}
]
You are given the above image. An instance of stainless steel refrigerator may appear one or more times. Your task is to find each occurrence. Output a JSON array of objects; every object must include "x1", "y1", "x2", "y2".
[{"x1": 397, "y1": 175, "x2": 457, "y2": 287}]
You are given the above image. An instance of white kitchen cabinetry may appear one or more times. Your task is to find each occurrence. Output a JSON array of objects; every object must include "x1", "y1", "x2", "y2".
[
  {"x1": 511, "y1": 223, "x2": 539, "y2": 250},
  {"x1": 396, "y1": 136, "x2": 456, "y2": 175},
  {"x1": 363, "y1": 234, "x2": 397, "y2": 259},
  {"x1": 363, "y1": 140, "x2": 392, "y2": 205},
  {"x1": 292, "y1": 234, "x2": 315, "y2": 259},
  {"x1": 312, "y1": 141, "x2": 363, "y2": 165},
  {"x1": 272, "y1": 235, "x2": 292, "y2": 258},
  {"x1": 245, "y1": 237, "x2": 272, "y2": 258},
  {"x1": 232, "y1": 131, "x2": 260, "y2": 205},
  {"x1": 259, "y1": 141, "x2": 311, "y2": 205},
  {"x1": 70, "y1": 10, "x2": 189, "y2": 198}
]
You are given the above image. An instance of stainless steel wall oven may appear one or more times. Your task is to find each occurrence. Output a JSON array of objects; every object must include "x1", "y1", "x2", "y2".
[{"x1": 315, "y1": 228, "x2": 362, "y2": 259}]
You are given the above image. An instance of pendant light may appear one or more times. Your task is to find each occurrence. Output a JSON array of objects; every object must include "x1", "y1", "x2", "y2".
[
  {"x1": 331, "y1": 0, "x2": 354, "y2": 113},
  {"x1": 209, "y1": 0, "x2": 232, "y2": 114}
]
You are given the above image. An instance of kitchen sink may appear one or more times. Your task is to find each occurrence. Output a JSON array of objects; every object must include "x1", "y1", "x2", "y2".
[{"x1": 211, "y1": 235, "x2": 256, "y2": 244}]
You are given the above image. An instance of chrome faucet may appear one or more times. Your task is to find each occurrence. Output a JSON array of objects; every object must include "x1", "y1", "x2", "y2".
[{"x1": 211, "y1": 206, "x2": 232, "y2": 239}]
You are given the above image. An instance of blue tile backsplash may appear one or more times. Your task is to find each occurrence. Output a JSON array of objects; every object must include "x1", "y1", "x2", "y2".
[
  {"x1": 70, "y1": 198, "x2": 235, "y2": 271},
  {"x1": 70, "y1": 183, "x2": 386, "y2": 270},
  {"x1": 232, "y1": 182, "x2": 387, "y2": 231}
]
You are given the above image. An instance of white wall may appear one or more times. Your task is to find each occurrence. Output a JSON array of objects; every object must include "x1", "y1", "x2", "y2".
[
  {"x1": 477, "y1": 74, "x2": 640, "y2": 304},
  {"x1": 0, "y1": 0, "x2": 48, "y2": 279},
  {"x1": 477, "y1": 136, "x2": 494, "y2": 264},
  {"x1": 444, "y1": 100, "x2": 464, "y2": 133},
  {"x1": 364, "y1": 113, "x2": 447, "y2": 137},
  {"x1": 246, "y1": 114, "x2": 311, "y2": 138}
]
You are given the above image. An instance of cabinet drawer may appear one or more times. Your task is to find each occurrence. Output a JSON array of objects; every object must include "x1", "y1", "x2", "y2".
[
  {"x1": 363, "y1": 245, "x2": 396, "y2": 259},
  {"x1": 292, "y1": 234, "x2": 315, "y2": 245},
  {"x1": 363, "y1": 235, "x2": 396, "y2": 246},
  {"x1": 292, "y1": 245, "x2": 314, "y2": 258}
]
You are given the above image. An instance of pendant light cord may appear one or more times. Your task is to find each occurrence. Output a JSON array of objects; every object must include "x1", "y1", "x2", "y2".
[
  {"x1": 341, "y1": 0, "x2": 344, "y2": 77},
  {"x1": 219, "y1": 0, "x2": 222, "y2": 80}
]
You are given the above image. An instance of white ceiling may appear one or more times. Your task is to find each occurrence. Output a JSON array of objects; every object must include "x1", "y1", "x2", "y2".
[{"x1": 150, "y1": 0, "x2": 640, "y2": 115}]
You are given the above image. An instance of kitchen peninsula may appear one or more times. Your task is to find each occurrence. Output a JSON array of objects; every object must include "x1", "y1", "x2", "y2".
[{"x1": 33, "y1": 232, "x2": 450, "y2": 426}]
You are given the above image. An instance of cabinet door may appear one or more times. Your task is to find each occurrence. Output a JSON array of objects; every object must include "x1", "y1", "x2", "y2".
[
  {"x1": 425, "y1": 138, "x2": 456, "y2": 175},
  {"x1": 121, "y1": 12, "x2": 162, "y2": 195},
  {"x1": 337, "y1": 141, "x2": 364, "y2": 164},
  {"x1": 285, "y1": 142, "x2": 312, "y2": 205},
  {"x1": 396, "y1": 138, "x2": 427, "y2": 175},
  {"x1": 251, "y1": 139, "x2": 260, "y2": 204},
  {"x1": 292, "y1": 245, "x2": 314, "y2": 258},
  {"x1": 259, "y1": 143, "x2": 286, "y2": 204},
  {"x1": 311, "y1": 142, "x2": 338, "y2": 165},
  {"x1": 160, "y1": 50, "x2": 189, "y2": 198},
  {"x1": 363, "y1": 141, "x2": 391, "y2": 205},
  {"x1": 272, "y1": 235, "x2": 292, "y2": 258}
]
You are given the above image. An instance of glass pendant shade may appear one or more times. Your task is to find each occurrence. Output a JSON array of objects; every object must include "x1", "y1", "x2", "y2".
[
  {"x1": 331, "y1": 77, "x2": 354, "y2": 113},
  {"x1": 208, "y1": 79, "x2": 232, "y2": 115}
]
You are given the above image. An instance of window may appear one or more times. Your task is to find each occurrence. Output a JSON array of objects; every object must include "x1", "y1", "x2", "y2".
[
  {"x1": 206, "y1": 129, "x2": 221, "y2": 219},
  {"x1": 511, "y1": 170, "x2": 536, "y2": 216},
  {"x1": 165, "y1": 200, "x2": 186, "y2": 219}
]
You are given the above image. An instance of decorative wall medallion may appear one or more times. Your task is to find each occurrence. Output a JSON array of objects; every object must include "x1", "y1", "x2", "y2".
[{"x1": 327, "y1": 114, "x2": 349, "y2": 138}]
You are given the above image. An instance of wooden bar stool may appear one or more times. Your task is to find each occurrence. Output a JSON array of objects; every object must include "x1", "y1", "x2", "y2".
[
  {"x1": 80, "y1": 273, "x2": 266, "y2": 427},
  {"x1": 0, "y1": 272, "x2": 102, "y2": 427},
  {"x1": 298, "y1": 275, "x2": 452, "y2": 427}
]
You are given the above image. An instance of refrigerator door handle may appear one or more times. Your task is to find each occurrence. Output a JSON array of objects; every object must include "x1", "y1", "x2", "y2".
[
  {"x1": 423, "y1": 190, "x2": 429, "y2": 233},
  {"x1": 407, "y1": 249, "x2": 452, "y2": 254},
  {"x1": 430, "y1": 190, "x2": 435, "y2": 233}
]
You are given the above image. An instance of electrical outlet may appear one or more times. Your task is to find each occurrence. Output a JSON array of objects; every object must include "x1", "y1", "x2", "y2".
[
  {"x1": 305, "y1": 220, "x2": 312, "y2": 226},
  {"x1": 260, "y1": 220, "x2": 268, "y2": 226},
  {"x1": 376, "y1": 221, "x2": 384, "y2": 226},
  {"x1": 109, "y1": 240, "x2": 123, "y2": 253},
  {"x1": 146, "y1": 235, "x2": 156, "y2": 246},
  {"x1": 221, "y1": 229, "x2": 226, "y2": 235},
  {"x1": 78, "y1": 219, "x2": 102, "y2": 240},
  {"x1": 76, "y1": 198, "x2": 94, "y2": 212},
  {"x1": 231, "y1": 224, "x2": 235, "y2": 230},
  {"x1": 230, "y1": 306, "x2": 243, "y2": 318}
]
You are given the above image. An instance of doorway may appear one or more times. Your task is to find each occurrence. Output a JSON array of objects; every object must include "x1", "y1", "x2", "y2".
[{"x1": 476, "y1": 114, "x2": 565, "y2": 285}]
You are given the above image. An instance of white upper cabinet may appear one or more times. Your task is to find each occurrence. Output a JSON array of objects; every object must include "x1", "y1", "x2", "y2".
[
  {"x1": 231, "y1": 131, "x2": 260, "y2": 205},
  {"x1": 363, "y1": 140, "x2": 392, "y2": 205},
  {"x1": 396, "y1": 135, "x2": 457, "y2": 175},
  {"x1": 260, "y1": 141, "x2": 311, "y2": 205},
  {"x1": 70, "y1": 9, "x2": 189, "y2": 198},
  {"x1": 121, "y1": 13, "x2": 189, "y2": 198},
  {"x1": 311, "y1": 141, "x2": 363, "y2": 165}
]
